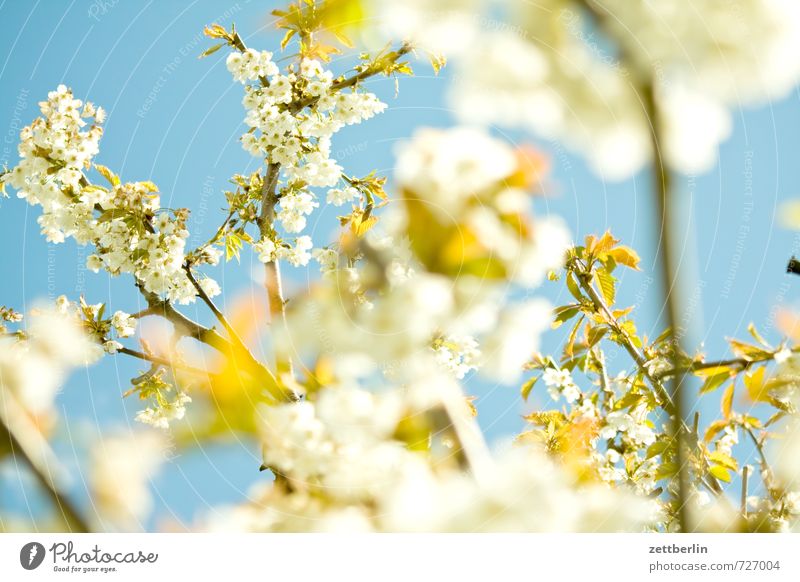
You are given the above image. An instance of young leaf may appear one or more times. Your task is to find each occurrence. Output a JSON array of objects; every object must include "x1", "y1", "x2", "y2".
[
  {"x1": 606, "y1": 245, "x2": 641, "y2": 270},
  {"x1": 655, "y1": 462, "x2": 679, "y2": 480},
  {"x1": 594, "y1": 269, "x2": 616, "y2": 306},
  {"x1": 704, "y1": 419, "x2": 729, "y2": 443},
  {"x1": 698, "y1": 373, "x2": 730, "y2": 394},
  {"x1": 708, "y1": 450, "x2": 738, "y2": 471},
  {"x1": 744, "y1": 366, "x2": 768, "y2": 403},
  {"x1": 709, "y1": 464, "x2": 732, "y2": 483},
  {"x1": 95, "y1": 164, "x2": 120, "y2": 187},
  {"x1": 521, "y1": 376, "x2": 538, "y2": 401},
  {"x1": 747, "y1": 323, "x2": 772, "y2": 349},
  {"x1": 728, "y1": 338, "x2": 771, "y2": 361},
  {"x1": 566, "y1": 272, "x2": 583, "y2": 303},
  {"x1": 199, "y1": 43, "x2": 224, "y2": 58},
  {"x1": 552, "y1": 304, "x2": 581, "y2": 329},
  {"x1": 721, "y1": 383, "x2": 735, "y2": 419}
]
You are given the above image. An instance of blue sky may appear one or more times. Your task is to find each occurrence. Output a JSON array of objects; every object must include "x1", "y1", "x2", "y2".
[{"x1": 2, "y1": 0, "x2": 800, "y2": 528}]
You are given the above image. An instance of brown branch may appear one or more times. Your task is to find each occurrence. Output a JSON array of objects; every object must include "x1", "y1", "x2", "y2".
[
  {"x1": 136, "y1": 283, "x2": 230, "y2": 348},
  {"x1": 180, "y1": 265, "x2": 295, "y2": 401},
  {"x1": 116, "y1": 346, "x2": 220, "y2": 381}
]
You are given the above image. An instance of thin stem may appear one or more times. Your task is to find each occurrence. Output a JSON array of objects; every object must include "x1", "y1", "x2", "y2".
[
  {"x1": 661, "y1": 346, "x2": 799, "y2": 379},
  {"x1": 257, "y1": 163, "x2": 293, "y2": 376},
  {"x1": 741, "y1": 464, "x2": 749, "y2": 517},
  {"x1": 182, "y1": 265, "x2": 243, "y2": 345},
  {"x1": 595, "y1": 347, "x2": 613, "y2": 413},
  {"x1": 116, "y1": 346, "x2": 219, "y2": 380},
  {"x1": 744, "y1": 426, "x2": 774, "y2": 488},
  {"x1": 576, "y1": 0, "x2": 693, "y2": 531},
  {"x1": 572, "y1": 260, "x2": 676, "y2": 414},
  {"x1": 573, "y1": 261, "x2": 722, "y2": 497},
  {"x1": 228, "y1": 34, "x2": 413, "y2": 377},
  {"x1": 642, "y1": 78, "x2": 693, "y2": 532},
  {"x1": 136, "y1": 283, "x2": 230, "y2": 349},
  {"x1": 0, "y1": 394, "x2": 90, "y2": 532},
  {"x1": 291, "y1": 43, "x2": 414, "y2": 112},
  {"x1": 181, "y1": 265, "x2": 294, "y2": 401},
  {"x1": 189, "y1": 208, "x2": 236, "y2": 260},
  {"x1": 137, "y1": 282, "x2": 295, "y2": 402}
]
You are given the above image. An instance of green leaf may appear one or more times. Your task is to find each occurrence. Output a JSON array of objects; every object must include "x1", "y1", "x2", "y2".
[
  {"x1": 566, "y1": 272, "x2": 583, "y2": 302},
  {"x1": 586, "y1": 325, "x2": 608, "y2": 348},
  {"x1": 225, "y1": 232, "x2": 244, "y2": 262},
  {"x1": 594, "y1": 269, "x2": 616, "y2": 306},
  {"x1": 704, "y1": 420, "x2": 729, "y2": 443},
  {"x1": 699, "y1": 373, "x2": 730, "y2": 394},
  {"x1": 606, "y1": 245, "x2": 641, "y2": 270},
  {"x1": 729, "y1": 338, "x2": 772, "y2": 362},
  {"x1": 97, "y1": 208, "x2": 130, "y2": 223},
  {"x1": 564, "y1": 315, "x2": 585, "y2": 358},
  {"x1": 744, "y1": 366, "x2": 768, "y2": 403},
  {"x1": 709, "y1": 464, "x2": 732, "y2": 483},
  {"x1": 521, "y1": 376, "x2": 538, "y2": 401},
  {"x1": 747, "y1": 323, "x2": 772, "y2": 349},
  {"x1": 646, "y1": 441, "x2": 669, "y2": 460},
  {"x1": 708, "y1": 450, "x2": 738, "y2": 471},
  {"x1": 428, "y1": 52, "x2": 446, "y2": 74},
  {"x1": 199, "y1": 43, "x2": 224, "y2": 58},
  {"x1": 94, "y1": 164, "x2": 119, "y2": 187},
  {"x1": 721, "y1": 383, "x2": 735, "y2": 419},
  {"x1": 552, "y1": 304, "x2": 581, "y2": 329},
  {"x1": 615, "y1": 391, "x2": 644, "y2": 411},
  {"x1": 655, "y1": 462, "x2": 679, "y2": 481}
]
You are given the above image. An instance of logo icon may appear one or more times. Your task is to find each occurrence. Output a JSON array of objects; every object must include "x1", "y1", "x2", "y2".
[{"x1": 19, "y1": 542, "x2": 46, "y2": 570}]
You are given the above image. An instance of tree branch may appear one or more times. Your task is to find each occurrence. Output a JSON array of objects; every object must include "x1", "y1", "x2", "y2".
[
  {"x1": 116, "y1": 346, "x2": 220, "y2": 381},
  {"x1": 576, "y1": 0, "x2": 695, "y2": 531},
  {"x1": 180, "y1": 266, "x2": 296, "y2": 401},
  {"x1": 0, "y1": 393, "x2": 90, "y2": 532}
]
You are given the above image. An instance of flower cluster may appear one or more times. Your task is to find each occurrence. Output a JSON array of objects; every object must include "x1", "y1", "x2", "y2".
[
  {"x1": 1, "y1": 86, "x2": 217, "y2": 304},
  {"x1": 433, "y1": 335, "x2": 481, "y2": 379},
  {"x1": 131, "y1": 369, "x2": 192, "y2": 430},
  {"x1": 542, "y1": 367, "x2": 581, "y2": 403},
  {"x1": 206, "y1": 381, "x2": 657, "y2": 532},
  {"x1": 228, "y1": 50, "x2": 388, "y2": 263}
]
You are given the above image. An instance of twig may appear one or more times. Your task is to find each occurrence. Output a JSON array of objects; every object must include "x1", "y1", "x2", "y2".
[
  {"x1": 741, "y1": 465, "x2": 750, "y2": 517},
  {"x1": 576, "y1": 0, "x2": 694, "y2": 532},
  {"x1": 291, "y1": 43, "x2": 414, "y2": 112},
  {"x1": 116, "y1": 346, "x2": 220, "y2": 381},
  {"x1": 229, "y1": 33, "x2": 413, "y2": 377},
  {"x1": 661, "y1": 346, "x2": 800, "y2": 379},
  {"x1": 571, "y1": 259, "x2": 722, "y2": 498},
  {"x1": 181, "y1": 265, "x2": 294, "y2": 401},
  {"x1": 572, "y1": 260, "x2": 676, "y2": 414},
  {"x1": 136, "y1": 283, "x2": 230, "y2": 349}
]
